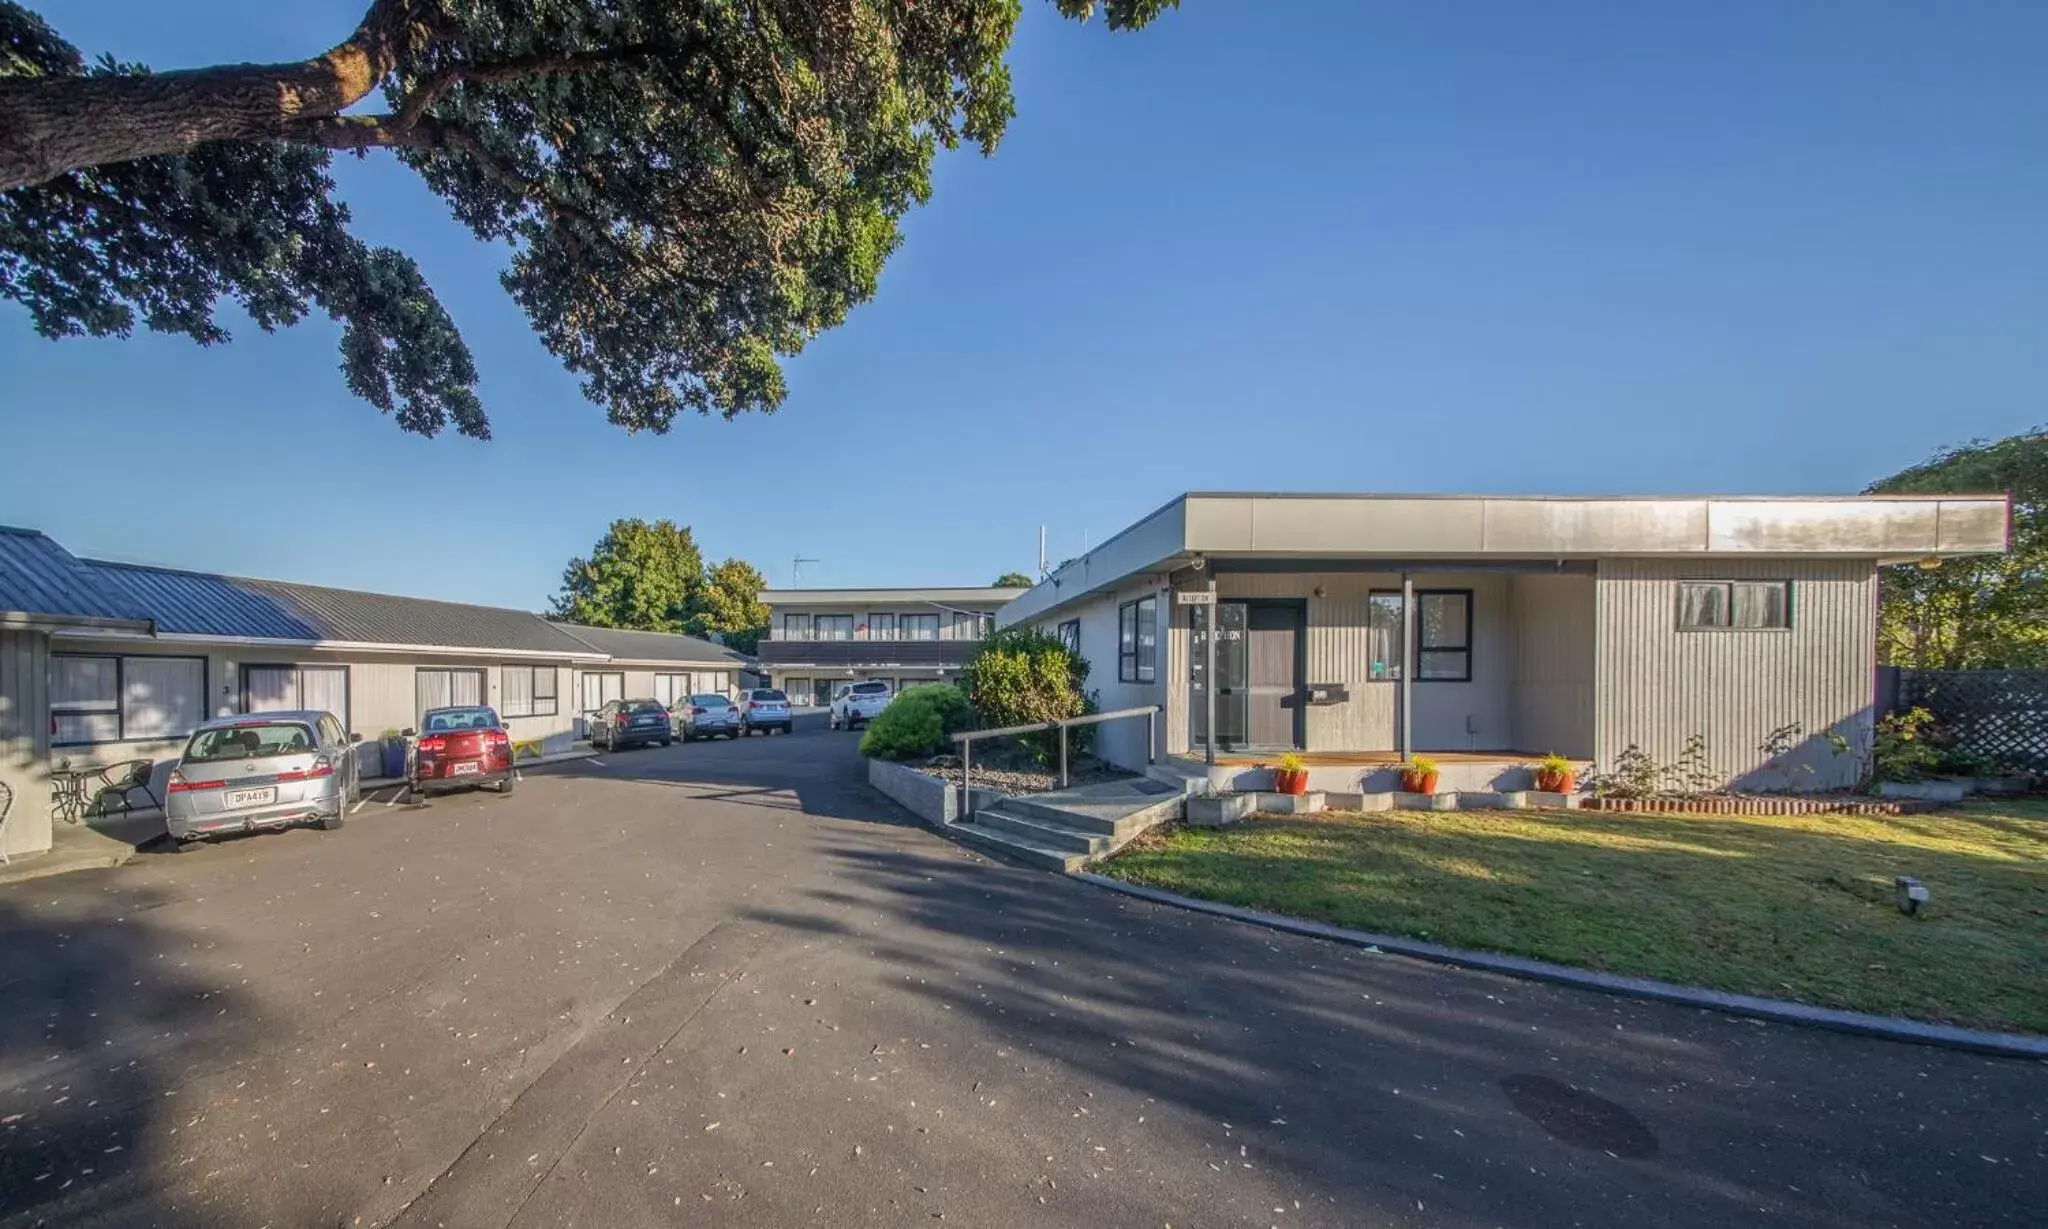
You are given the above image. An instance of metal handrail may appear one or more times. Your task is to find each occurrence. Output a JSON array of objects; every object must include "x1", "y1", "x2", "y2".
[{"x1": 948, "y1": 705, "x2": 1161, "y2": 819}]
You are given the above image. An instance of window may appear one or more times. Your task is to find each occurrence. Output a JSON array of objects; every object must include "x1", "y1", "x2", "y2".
[
  {"x1": 901, "y1": 613, "x2": 940, "y2": 641},
  {"x1": 1366, "y1": 593, "x2": 1404, "y2": 681},
  {"x1": 182, "y1": 720, "x2": 316, "y2": 763},
  {"x1": 815, "y1": 614, "x2": 854, "y2": 641},
  {"x1": 242, "y1": 664, "x2": 349, "y2": 727},
  {"x1": 1678, "y1": 581, "x2": 1792, "y2": 630},
  {"x1": 868, "y1": 613, "x2": 898, "y2": 640},
  {"x1": 649, "y1": 673, "x2": 682, "y2": 709},
  {"x1": 501, "y1": 665, "x2": 560, "y2": 718},
  {"x1": 416, "y1": 668, "x2": 485, "y2": 722},
  {"x1": 1057, "y1": 619, "x2": 1080, "y2": 654},
  {"x1": 1118, "y1": 595, "x2": 1157, "y2": 683},
  {"x1": 53, "y1": 654, "x2": 206, "y2": 746},
  {"x1": 579, "y1": 671, "x2": 624, "y2": 713},
  {"x1": 1416, "y1": 590, "x2": 1472, "y2": 682},
  {"x1": 783, "y1": 677, "x2": 811, "y2": 704},
  {"x1": 781, "y1": 613, "x2": 813, "y2": 641}
]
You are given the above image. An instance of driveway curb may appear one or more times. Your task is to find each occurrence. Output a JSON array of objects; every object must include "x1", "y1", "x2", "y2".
[{"x1": 1071, "y1": 872, "x2": 2048, "y2": 1061}]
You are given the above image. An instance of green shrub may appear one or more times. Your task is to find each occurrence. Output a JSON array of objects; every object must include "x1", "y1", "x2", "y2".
[
  {"x1": 1871, "y1": 707, "x2": 1944, "y2": 782},
  {"x1": 859, "y1": 684, "x2": 974, "y2": 760},
  {"x1": 960, "y1": 626, "x2": 1091, "y2": 764}
]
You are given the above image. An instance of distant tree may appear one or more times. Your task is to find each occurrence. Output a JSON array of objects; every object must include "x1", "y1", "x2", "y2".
[
  {"x1": 1868, "y1": 428, "x2": 2048, "y2": 668},
  {"x1": 992, "y1": 571, "x2": 1035, "y2": 588},
  {"x1": 550, "y1": 518, "x2": 703, "y2": 632},
  {"x1": 690, "y1": 558, "x2": 768, "y2": 656},
  {"x1": 0, "y1": 1, "x2": 1174, "y2": 438}
]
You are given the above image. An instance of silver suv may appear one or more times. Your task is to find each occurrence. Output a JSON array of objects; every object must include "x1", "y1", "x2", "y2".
[
  {"x1": 828, "y1": 680, "x2": 893, "y2": 731},
  {"x1": 166, "y1": 711, "x2": 359, "y2": 846}
]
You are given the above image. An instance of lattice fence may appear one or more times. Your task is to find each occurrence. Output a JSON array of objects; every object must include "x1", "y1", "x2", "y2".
[{"x1": 1894, "y1": 669, "x2": 2048, "y2": 773}]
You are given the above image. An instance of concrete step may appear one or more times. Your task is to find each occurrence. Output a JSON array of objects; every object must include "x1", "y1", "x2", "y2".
[
  {"x1": 971, "y1": 806, "x2": 1111, "y2": 856},
  {"x1": 1005, "y1": 790, "x2": 1182, "y2": 838},
  {"x1": 950, "y1": 822, "x2": 1087, "y2": 873}
]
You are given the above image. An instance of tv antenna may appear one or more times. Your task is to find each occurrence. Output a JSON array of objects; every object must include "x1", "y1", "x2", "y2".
[{"x1": 792, "y1": 554, "x2": 821, "y2": 587}]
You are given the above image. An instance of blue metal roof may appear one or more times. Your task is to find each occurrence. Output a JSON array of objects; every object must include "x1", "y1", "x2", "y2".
[
  {"x1": 0, "y1": 527, "x2": 151, "y2": 624},
  {"x1": 79, "y1": 560, "x2": 601, "y2": 655}
]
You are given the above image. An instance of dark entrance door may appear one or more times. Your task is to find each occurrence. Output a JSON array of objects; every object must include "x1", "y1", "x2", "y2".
[
  {"x1": 1190, "y1": 600, "x2": 1303, "y2": 753},
  {"x1": 1244, "y1": 603, "x2": 1303, "y2": 748}
]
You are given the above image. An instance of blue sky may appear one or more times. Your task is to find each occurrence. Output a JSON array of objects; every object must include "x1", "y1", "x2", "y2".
[{"x1": 4, "y1": 1, "x2": 2044, "y2": 608}]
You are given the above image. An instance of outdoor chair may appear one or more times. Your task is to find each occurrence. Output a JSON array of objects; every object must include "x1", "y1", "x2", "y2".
[{"x1": 93, "y1": 760, "x2": 159, "y2": 817}]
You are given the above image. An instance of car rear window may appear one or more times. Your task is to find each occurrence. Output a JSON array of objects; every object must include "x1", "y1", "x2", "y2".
[
  {"x1": 424, "y1": 707, "x2": 499, "y2": 732},
  {"x1": 750, "y1": 690, "x2": 786, "y2": 702},
  {"x1": 184, "y1": 722, "x2": 316, "y2": 763},
  {"x1": 628, "y1": 701, "x2": 668, "y2": 715},
  {"x1": 691, "y1": 694, "x2": 730, "y2": 708},
  {"x1": 851, "y1": 682, "x2": 890, "y2": 696}
]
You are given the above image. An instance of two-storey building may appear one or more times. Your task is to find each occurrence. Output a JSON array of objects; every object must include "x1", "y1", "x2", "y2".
[{"x1": 755, "y1": 586, "x2": 1026, "y2": 706}]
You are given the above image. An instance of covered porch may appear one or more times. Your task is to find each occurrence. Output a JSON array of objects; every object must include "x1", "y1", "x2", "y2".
[{"x1": 1166, "y1": 560, "x2": 1597, "y2": 781}]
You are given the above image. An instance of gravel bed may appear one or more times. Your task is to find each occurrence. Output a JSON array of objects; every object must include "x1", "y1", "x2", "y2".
[{"x1": 913, "y1": 754, "x2": 1135, "y2": 796}]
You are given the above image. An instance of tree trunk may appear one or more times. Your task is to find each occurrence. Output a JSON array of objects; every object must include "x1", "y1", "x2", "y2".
[{"x1": 0, "y1": 0, "x2": 420, "y2": 191}]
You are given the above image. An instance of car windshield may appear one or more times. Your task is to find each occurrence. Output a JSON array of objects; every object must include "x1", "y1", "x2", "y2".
[
  {"x1": 628, "y1": 701, "x2": 667, "y2": 715},
  {"x1": 851, "y1": 682, "x2": 890, "y2": 696},
  {"x1": 691, "y1": 694, "x2": 730, "y2": 708},
  {"x1": 750, "y1": 690, "x2": 786, "y2": 703},
  {"x1": 184, "y1": 721, "x2": 316, "y2": 763},
  {"x1": 424, "y1": 707, "x2": 499, "y2": 732}
]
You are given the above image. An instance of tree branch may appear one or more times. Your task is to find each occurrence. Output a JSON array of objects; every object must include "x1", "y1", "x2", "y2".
[{"x1": 392, "y1": 44, "x2": 672, "y2": 130}]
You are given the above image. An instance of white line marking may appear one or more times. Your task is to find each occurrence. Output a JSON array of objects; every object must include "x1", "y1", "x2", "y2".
[
  {"x1": 584, "y1": 757, "x2": 606, "y2": 767},
  {"x1": 382, "y1": 791, "x2": 399, "y2": 808},
  {"x1": 350, "y1": 799, "x2": 366, "y2": 814}
]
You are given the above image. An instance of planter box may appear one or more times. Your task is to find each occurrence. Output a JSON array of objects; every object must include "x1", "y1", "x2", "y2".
[
  {"x1": 1453, "y1": 791, "x2": 1514, "y2": 810},
  {"x1": 1392, "y1": 791, "x2": 1457, "y2": 811},
  {"x1": 1187, "y1": 793, "x2": 1256, "y2": 827},
  {"x1": 1502, "y1": 790, "x2": 1579, "y2": 810},
  {"x1": 868, "y1": 758, "x2": 1002, "y2": 828}
]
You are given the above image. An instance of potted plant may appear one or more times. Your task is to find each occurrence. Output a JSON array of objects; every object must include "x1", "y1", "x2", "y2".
[
  {"x1": 1272, "y1": 752, "x2": 1309, "y2": 795},
  {"x1": 1400, "y1": 755, "x2": 1440, "y2": 794},
  {"x1": 1533, "y1": 752, "x2": 1575, "y2": 794}
]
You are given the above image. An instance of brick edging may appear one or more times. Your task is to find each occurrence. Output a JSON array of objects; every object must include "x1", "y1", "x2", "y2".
[
  {"x1": 1577, "y1": 795, "x2": 1943, "y2": 816},
  {"x1": 1070, "y1": 873, "x2": 2048, "y2": 1061}
]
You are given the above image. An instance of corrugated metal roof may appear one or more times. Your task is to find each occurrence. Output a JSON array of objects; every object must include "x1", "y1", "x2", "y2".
[
  {"x1": 555, "y1": 624, "x2": 754, "y2": 667},
  {"x1": 0, "y1": 526, "x2": 151, "y2": 624},
  {"x1": 80, "y1": 560, "x2": 603, "y2": 656}
]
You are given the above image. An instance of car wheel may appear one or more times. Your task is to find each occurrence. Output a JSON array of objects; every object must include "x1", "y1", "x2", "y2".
[
  {"x1": 497, "y1": 773, "x2": 517, "y2": 796},
  {"x1": 319, "y1": 809, "x2": 344, "y2": 831},
  {"x1": 662, "y1": 737, "x2": 673, "y2": 747},
  {"x1": 172, "y1": 837, "x2": 201, "y2": 853}
]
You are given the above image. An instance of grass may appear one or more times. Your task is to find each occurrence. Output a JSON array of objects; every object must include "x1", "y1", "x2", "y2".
[{"x1": 1102, "y1": 798, "x2": 2048, "y2": 1034}]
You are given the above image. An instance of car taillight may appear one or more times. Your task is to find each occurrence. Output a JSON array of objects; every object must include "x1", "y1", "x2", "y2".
[
  {"x1": 487, "y1": 730, "x2": 510, "y2": 749},
  {"x1": 167, "y1": 770, "x2": 224, "y2": 793},
  {"x1": 417, "y1": 735, "x2": 446, "y2": 753},
  {"x1": 309, "y1": 756, "x2": 333, "y2": 778}
]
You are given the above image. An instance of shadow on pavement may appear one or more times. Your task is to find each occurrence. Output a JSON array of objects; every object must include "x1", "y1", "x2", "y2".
[{"x1": 0, "y1": 891, "x2": 226, "y2": 1226}]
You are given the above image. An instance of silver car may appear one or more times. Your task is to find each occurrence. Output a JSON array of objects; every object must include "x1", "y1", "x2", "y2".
[
  {"x1": 680, "y1": 693, "x2": 742, "y2": 740},
  {"x1": 165, "y1": 710, "x2": 360, "y2": 847}
]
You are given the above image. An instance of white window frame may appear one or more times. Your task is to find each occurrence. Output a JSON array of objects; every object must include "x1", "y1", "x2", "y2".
[{"x1": 1678, "y1": 580, "x2": 1793, "y2": 631}]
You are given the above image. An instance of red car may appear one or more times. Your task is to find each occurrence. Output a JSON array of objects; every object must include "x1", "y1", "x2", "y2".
[{"x1": 409, "y1": 705, "x2": 516, "y2": 800}]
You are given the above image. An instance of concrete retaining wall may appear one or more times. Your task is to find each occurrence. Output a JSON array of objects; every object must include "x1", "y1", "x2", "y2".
[{"x1": 868, "y1": 758, "x2": 1001, "y2": 828}]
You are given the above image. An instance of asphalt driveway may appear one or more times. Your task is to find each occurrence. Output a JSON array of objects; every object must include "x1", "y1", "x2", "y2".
[{"x1": 2, "y1": 717, "x2": 2042, "y2": 1227}]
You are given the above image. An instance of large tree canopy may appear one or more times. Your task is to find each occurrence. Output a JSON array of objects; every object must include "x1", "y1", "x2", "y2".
[
  {"x1": 1868, "y1": 428, "x2": 2047, "y2": 669},
  {"x1": 0, "y1": 1, "x2": 1173, "y2": 438},
  {"x1": 550, "y1": 517, "x2": 706, "y2": 632}
]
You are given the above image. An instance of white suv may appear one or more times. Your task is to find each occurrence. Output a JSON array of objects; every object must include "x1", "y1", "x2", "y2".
[{"x1": 829, "y1": 681, "x2": 893, "y2": 731}]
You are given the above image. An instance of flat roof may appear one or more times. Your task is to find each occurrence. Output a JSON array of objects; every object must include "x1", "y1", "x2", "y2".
[
  {"x1": 998, "y1": 491, "x2": 2011, "y2": 626},
  {"x1": 761, "y1": 586, "x2": 1027, "y2": 607}
]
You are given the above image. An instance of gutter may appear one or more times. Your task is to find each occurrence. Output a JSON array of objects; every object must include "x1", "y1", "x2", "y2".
[{"x1": 46, "y1": 629, "x2": 612, "y2": 661}]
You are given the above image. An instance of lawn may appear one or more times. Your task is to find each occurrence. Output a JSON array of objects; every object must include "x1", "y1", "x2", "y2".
[{"x1": 1102, "y1": 799, "x2": 2048, "y2": 1034}]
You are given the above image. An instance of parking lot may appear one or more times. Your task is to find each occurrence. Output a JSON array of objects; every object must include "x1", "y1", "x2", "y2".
[{"x1": 3, "y1": 715, "x2": 2044, "y2": 1228}]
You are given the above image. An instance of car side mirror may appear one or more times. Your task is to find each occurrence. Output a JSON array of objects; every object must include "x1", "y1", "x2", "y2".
[{"x1": 401, "y1": 728, "x2": 416, "y2": 738}]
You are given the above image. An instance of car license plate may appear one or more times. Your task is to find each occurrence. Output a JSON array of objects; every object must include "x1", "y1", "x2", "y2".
[
  {"x1": 226, "y1": 786, "x2": 276, "y2": 809},
  {"x1": 451, "y1": 762, "x2": 482, "y2": 775}
]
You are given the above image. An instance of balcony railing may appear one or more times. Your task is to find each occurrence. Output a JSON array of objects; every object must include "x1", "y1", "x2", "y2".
[{"x1": 753, "y1": 639, "x2": 977, "y2": 668}]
